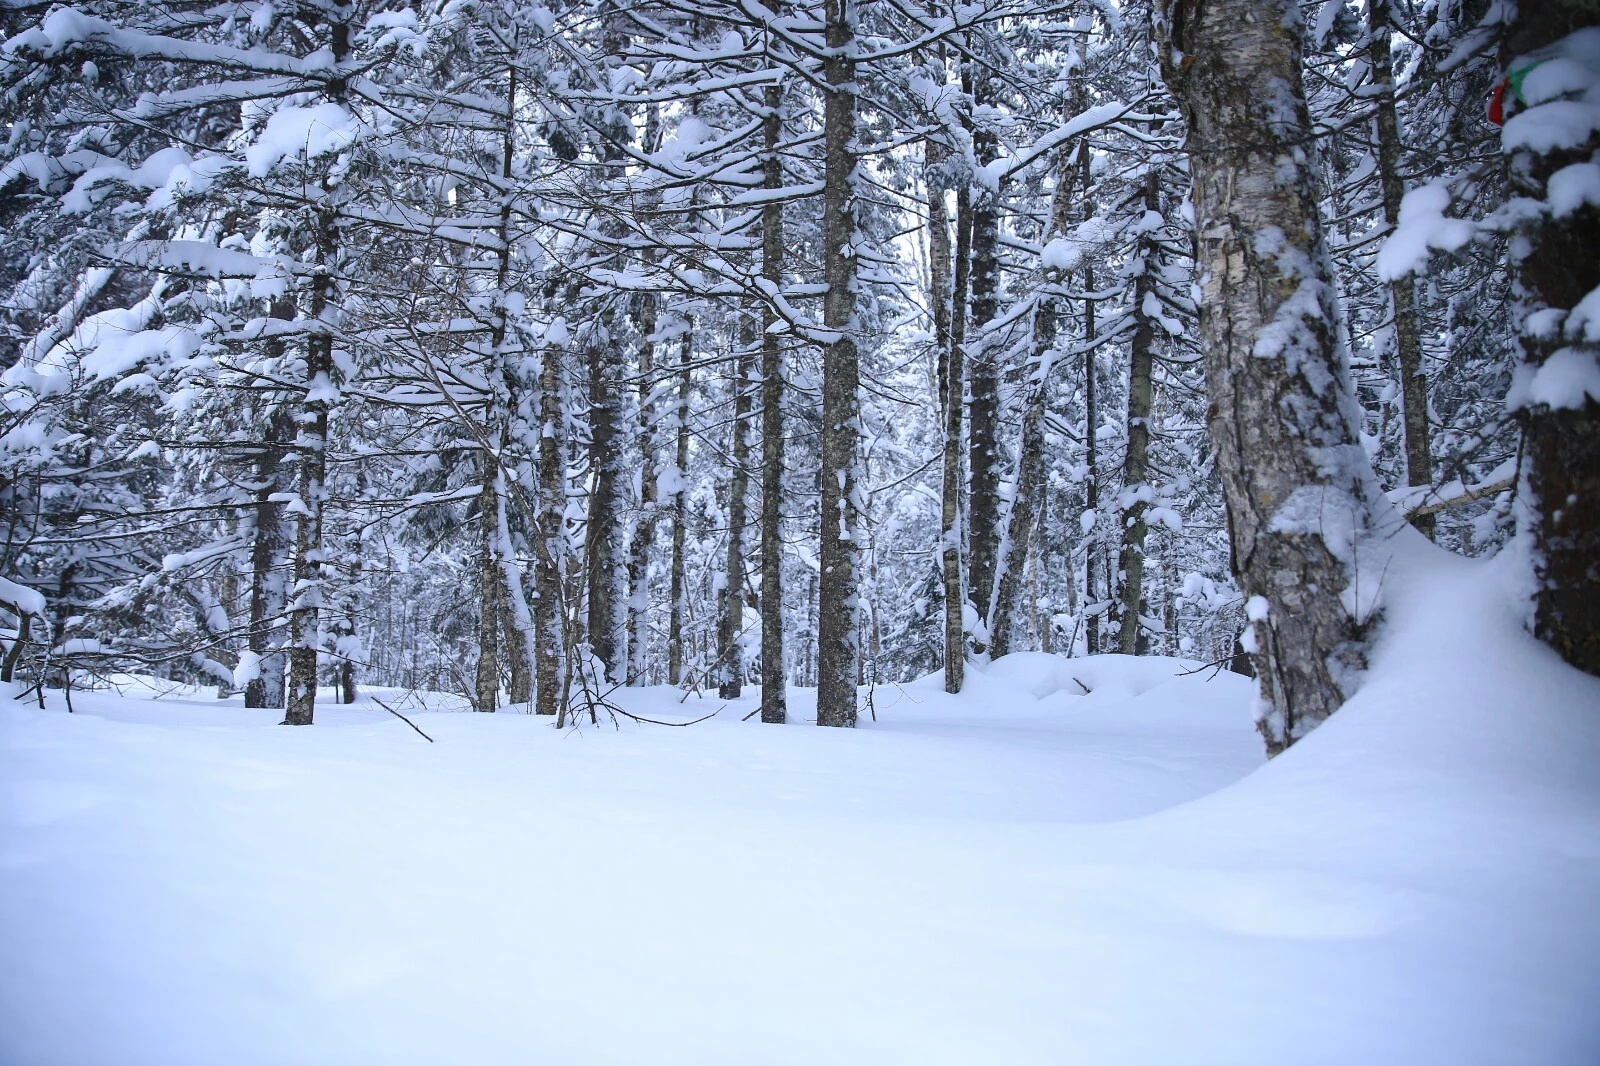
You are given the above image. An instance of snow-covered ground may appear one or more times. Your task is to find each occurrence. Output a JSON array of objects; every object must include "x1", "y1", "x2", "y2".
[{"x1": 3, "y1": 545, "x2": 1598, "y2": 1065}]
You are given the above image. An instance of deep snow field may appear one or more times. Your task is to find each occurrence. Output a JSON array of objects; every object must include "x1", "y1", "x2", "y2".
[{"x1": 3, "y1": 544, "x2": 1599, "y2": 1066}]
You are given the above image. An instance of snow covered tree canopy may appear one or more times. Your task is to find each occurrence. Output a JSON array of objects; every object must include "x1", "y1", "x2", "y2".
[{"x1": 0, "y1": 0, "x2": 1593, "y2": 743}]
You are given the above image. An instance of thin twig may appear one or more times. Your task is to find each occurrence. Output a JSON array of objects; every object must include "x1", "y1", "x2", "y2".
[{"x1": 370, "y1": 695, "x2": 436, "y2": 743}]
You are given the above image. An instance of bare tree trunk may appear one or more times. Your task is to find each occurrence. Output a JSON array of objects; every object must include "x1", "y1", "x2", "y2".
[
  {"x1": 1112, "y1": 171, "x2": 1160, "y2": 654},
  {"x1": 816, "y1": 0, "x2": 860, "y2": 728},
  {"x1": 474, "y1": 449, "x2": 502, "y2": 712},
  {"x1": 991, "y1": 132, "x2": 1080, "y2": 659},
  {"x1": 1162, "y1": 0, "x2": 1387, "y2": 753},
  {"x1": 585, "y1": 325, "x2": 625, "y2": 683},
  {"x1": 928, "y1": 139, "x2": 964, "y2": 692},
  {"x1": 718, "y1": 320, "x2": 755, "y2": 698},
  {"x1": 626, "y1": 290, "x2": 658, "y2": 685},
  {"x1": 1083, "y1": 256, "x2": 1101, "y2": 656},
  {"x1": 1369, "y1": 0, "x2": 1433, "y2": 539},
  {"x1": 1507, "y1": 6, "x2": 1600, "y2": 677},
  {"x1": 245, "y1": 402, "x2": 292, "y2": 709},
  {"x1": 965, "y1": 66, "x2": 1003, "y2": 642},
  {"x1": 759, "y1": 83, "x2": 788, "y2": 724},
  {"x1": 534, "y1": 338, "x2": 565, "y2": 717},
  {"x1": 281, "y1": 4, "x2": 354, "y2": 727},
  {"x1": 668, "y1": 326, "x2": 691, "y2": 686},
  {"x1": 283, "y1": 293, "x2": 331, "y2": 727}
]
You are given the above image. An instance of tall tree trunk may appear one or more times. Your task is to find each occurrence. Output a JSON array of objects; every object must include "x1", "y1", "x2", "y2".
[
  {"x1": 668, "y1": 325, "x2": 691, "y2": 686},
  {"x1": 759, "y1": 83, "x2": 788, "y2": 724},
  {"x1": 991, "y1": 132, "x2": 1081, "y2": 659},
  {"x1": 1083, "y1": 256, "x2": 1101, "y2": 656},
  {"x1": 488, "y1": 56, "x2": 535, "y2": 708},
  {"x1": 1369, "y1": 0, "x2": 1433, "y2": 539},
  {"x1": 585, "y1": 327, "x2": 625, "y2": 682},
  {"x1": 965, "y1": 68, "x2": 1003, "y2": 642},
  {"x1": 928, "y1": 139, "x2": 964, "y2": 692},
  {"x1": 281, "y1": 3, "x2": 353, "y2": 727},
  {"x1": 1506, "y1": 6, "x2": 1600, "y2": 676},
  {"x1": 245, "y1": 401, "x2": 293, "y2": 709},
  {"x1": 947, "y1": 166, "x2": 976, "y2": 683},
  {"x1": 1111, "y1": 170, "x2": 1160, "y2": 655},
  {"x1": 718, "y1": 320, "x2": 755, "y2": 698},
  {"x1": 474, "y1": 449, "x2": 502, "y2": 712},
  {"x1": 283, "y1": 281, "x2": 332, "y2": 727},
  {"x1": 534, "y1": 337, "x2": 565, "y2": 717},
  {"x1": 816, "y1": 0, "x2": 860, "y2": 728},
  {"x1": 1162, "y1": 0, "x2": 1386, "y2": 754},
  {"x1": 626, "y1": 290, "x2": 658, "y2": 685}
]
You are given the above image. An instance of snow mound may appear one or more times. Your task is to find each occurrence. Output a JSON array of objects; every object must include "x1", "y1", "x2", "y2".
[{"x1": 1, "y1": 543, "x2": 1596, "y2": 1065}]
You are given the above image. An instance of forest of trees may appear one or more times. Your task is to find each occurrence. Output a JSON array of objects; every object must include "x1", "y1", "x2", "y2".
[{"x1": 1, "y1": 0, "x2": 1595, "y2": 750}]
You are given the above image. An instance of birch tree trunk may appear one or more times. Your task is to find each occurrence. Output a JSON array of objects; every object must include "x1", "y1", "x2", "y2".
[
  {"x1": 816, "y1": 0, "x2": 860, "y2": 728},
  {"x1": 759, "y1": 82, "x2": 788, "y2": 724},
  {"x1": 1162, "y1": 0, "x2": 1387, "y2": 754},
  {"x1": 1506, "y1": 6, "x2": 1600, "y2": 676},
  {"x1": 1369, "y1": 0, "x2": 1433, "y2": 539}
]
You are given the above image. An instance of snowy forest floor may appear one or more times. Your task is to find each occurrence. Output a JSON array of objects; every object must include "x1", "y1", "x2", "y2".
[{"x1": 3, "y1": 545, "x2": 1599, "y2": 1065}]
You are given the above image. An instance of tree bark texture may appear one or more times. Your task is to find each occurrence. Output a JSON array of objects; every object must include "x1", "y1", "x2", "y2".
[
  {"x1": 1507, "y1": 6, "x2": 1600, "y2": 677},
  {"x1": 965, "y1": 67, "x2": 1003, "y2": 640},
  {"x1": 626, "y1": 289, "x2": 659, "y2": 685},
  {"x1": 245, "y1": 401, "x2": 293, "y2": 710},
  {"x1": 718, "y1": 320, "x2": 755, "y2": 698},
  {"x1": 668, "y1": 326, "x2": 692, "y2": 686},
  {"x1": 474, "y1": 448, "x2": 502, "y2": 712},
  {"x1": 928, "y1": 139, "x2": 964, "y2": 692},
  {"x1": 533, "y1": 339, "x2": 565, "y2": 717},
  {"x1": 1369, "y1": 0, "x2": 1434, "y2": 539},
  {"x1": 1083, "y1": 256, "x2": 1101, "y2": 656},
  {"x1": 816, "y1": 0, "x2": 860, "y2": 728},
  {"x1": 1112, "y1": 170, "x2": 1160, "y2": 654},
  {"x1": 1163, "y1": 0, "x2": 1387, "y2": 754},
  {"x1": 990, "y1": 132, "x2": 1081, "y2": 660},
  {"x1": 585, "y1": 328, "x2": 626, "y2": 683},
  {"x1": 760, "y1": 81, "x2": 788, "y2": 724}
]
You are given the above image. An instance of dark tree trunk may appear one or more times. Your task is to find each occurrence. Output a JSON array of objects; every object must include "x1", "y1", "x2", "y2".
[
  {"x1": 626, "y1": 289, "x2": 659, "y2": 685},
  {"x1": 474, "y1": 449, "x2": 502, "y2": 712},
  {"x1": 965, "y1": 67, "x2": 1003, "y2": 641},
  {"x1": 1507, "y1": 6, "x2": 1600, "y2": 676},
  {"x1": 718, "y1": 320, "x2": 755, "y2": 699},
  {"x1": 816, "y1": 0, "x2": 860, "y2": 728},
  {"x1": 1082, "y1": 255, "x2": 1101, "y2": 656},
  {"x1": 1111, "y1": 171, "x2": 1161, "y2": 655},
  {"x1": 281, "y1": 3, "x2": 353, "y2": 727},
  {"x1": 1370, "y1": 0, "x2": 1434, "y2": 539},
  {"x1": 991, "y1": 129, "x2": 1081, "y2": 659},
  {"x1": 668, "y1": 326, "x2": 692, "y2": 686},
  {"x1": 245, "y1": 402, "x2": 293, "y2": 709},
  {"x1": 928, "y1": 138, "x2": 964, "y2": 692},
  {"x1": 533, "y1": 339, "x2": 565, "y2": 717},
  {"x1": 585, "y1": 328, "x2": 625, "y2": 684},
  {"x1": 759, "y1": 81, "x2": 788, "y2": 724}
]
